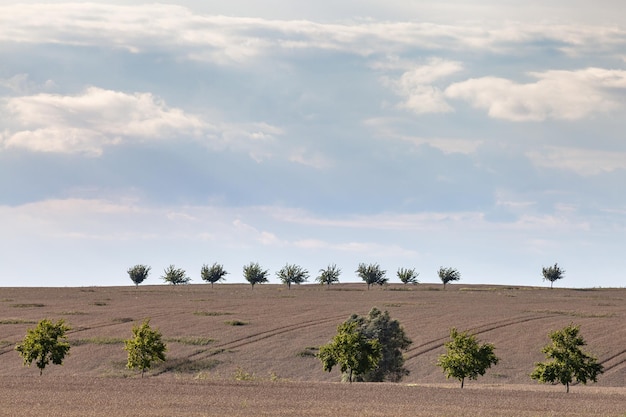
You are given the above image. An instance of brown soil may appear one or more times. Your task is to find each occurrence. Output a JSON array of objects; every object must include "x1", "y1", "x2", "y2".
[{"x1": 1, "y1": 283, "x2": 625, "y2": 416}]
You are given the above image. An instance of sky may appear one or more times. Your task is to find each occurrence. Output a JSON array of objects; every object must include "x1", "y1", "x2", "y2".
[{"x1": 1, "y1": 1, "x2": 626, "y2": 288}]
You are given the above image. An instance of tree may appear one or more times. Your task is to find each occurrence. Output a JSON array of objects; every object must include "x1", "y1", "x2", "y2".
[
  {"x1": 542, "y1": 263, "x2": 565, "y2": 289},
  {"x1": 437, "y1": 328, "x2": 499, "y2": 388},
  {"x1": 318, "y1": 321, "x2": 381, "y2": 383},
  {"x1": 161, "y1": 265, "x2": 190, "y2": 285},
  {"x1": 124, "y1": 319, "x2": 167, "y2": 378},
  {"x1": 200, "y1": 263, "x2": 228, "y2": 288},
  {"x1": 531, "y1": 324, "x2": 603, "y2": 393},
  {"x1": 356, "y1": 263, "x2": 387, "y2": 289},
  {"x1": 347, "y1": 307, "x2": 412, "y2": 382},
  {"x1": 316, "y1": 264, "x2": 341, "y2": 286},
  {"x1": 15, "y1": 319, "x2": 71, "y2": 376},
  {"x1": 397, "y1": 267, "x2": 419, "y2": 285},
  {"x1": 243, "y1": 262, "x2": 269, "y2": 289},
  {"x1": 127, "y1": 264, "x2": 150, "y2": 288},
  {"x1": 276, "y1": 263, "x2": 309, "y2": 289},
  {"x1": 438, "y1": 266, "x2": 460, "y2": 289}
]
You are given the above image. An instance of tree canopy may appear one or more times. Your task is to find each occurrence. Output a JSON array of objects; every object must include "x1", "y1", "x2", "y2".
[
  {"x1": 276, "y1": 263, "x2": 309, "y2": 289},
  {"x1": 318, "y1": 321, "x2": 381, "y2": 383},
  {"x1": 438, "y1": 267, "x2": 461, "y2": 289},
  {"x1": 356, "y1": 263, "x2": 387, "y2": 289},
  {"x1": 397, "y1": 267, "x2": 419, "y2": 285},
  {"x1": 437, "y1": 327, "x2": 499, "y2": 388},
  {"x1": 316, "y1": 264, "x2": 341, "y2": 286},
  {"x1": 124, "y1": 319, "x2": 167, "y2": 377},
  {"x1": 243, "y1": 262, "x2": 269, "y2": 289},
  {"x1": 200, "y1": 263, "x2": 228, "y2": 288},
  {"x1": 531, "y1": 324, "x2": 603, "y2": 392},
  {"x1": 161, "y1": 265, "x2": 190, "y2": 285},
  {"x1": 542, "y1": 263, "x2": 565, "y2": 289},
  {"x1": 127, "y1": 264, "x2": 150, "y2": 287},
  {"x1": 15, "y1": 319, "x2": 71, "y2": 376},
  {"x1": 347, "y1": 307, "x2": 412, "y2": 382}
]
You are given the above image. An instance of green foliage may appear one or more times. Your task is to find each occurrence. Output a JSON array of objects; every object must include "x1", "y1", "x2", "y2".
[
  {"x1": 318, "y1": 321, "x2": 382, "y2": 383},
  {"x1": 243, "y1": 262, "x2": 269, "y2": 289},
  {"x1": 438, "y1": 266, "x2": 461, "y2": 289},
  {"x1": 316, "y1": 264, "x2": 341, "y2": 286},
  {"x1": 347, "y1": 307, "x2": 412, "y2": 382},
  {"x1": 356, "y1": 263, "x2": 388, "y2": 289},
  {"x1": 397, "y1": 267, "x2": 419, "y2": 285},
  {"x1": 127, "y1": 264, "x2": 150, "y2": 287},
  {"x1": 276, "y1": 263, "x2": 309, "y2": 289},
  {"x1": 437, "y1": 328, "x2": 499, "y2": 388},
  {"x1": 530, "y1": 324, "x2": 603, "y2": 393},
  {"x1": 200, "y1": 263, "x2": 228, "y2": 288},
  {"x1": 542, "y1": 263, "x2": 565, "y2": 289},
  {"x1": 124, "y1": 319, "x2": 167, "y2": 377},
  {"x1": 15, "y1": 319, "x2": 71, "y2": 376},
  {"x1": 161, "y1": 265, "x2": 191, "y2": 285}
]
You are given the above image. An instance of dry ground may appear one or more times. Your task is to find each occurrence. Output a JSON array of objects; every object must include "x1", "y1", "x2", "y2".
[{"x1": 1, "y1": 283, "x2": 625, "y2": 415}]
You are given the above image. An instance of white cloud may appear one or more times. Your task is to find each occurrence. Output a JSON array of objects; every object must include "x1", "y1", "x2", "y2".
[
  {"x1": 445, "y1": 68, "x2": 626, "y2": 121},
  {"x1": 385, "y1": 58, "x2": 463, "y2": 114},
  {"x1": 527, "y1": 146, "x2": 626, "y2": 176}
]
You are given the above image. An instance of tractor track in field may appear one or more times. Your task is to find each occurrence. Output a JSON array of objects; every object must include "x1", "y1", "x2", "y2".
[
  {"x1": 404, "y1": 314, "x2": 553, "y2": 361},
  {"x1": 599, "y1": 348, "x2": 626, "y2": 375}
]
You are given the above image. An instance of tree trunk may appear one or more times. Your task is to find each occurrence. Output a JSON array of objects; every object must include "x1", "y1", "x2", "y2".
[
  {"x1": 461, "y1": 378, "x2": 464, "y2": 389},
  {"x1": 566, "y1": 382, "x2": 569, "y2": 393}
]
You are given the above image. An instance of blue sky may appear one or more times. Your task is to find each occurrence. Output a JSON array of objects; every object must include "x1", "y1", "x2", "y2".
[{"x1": 1, "y1": 1, "x2": 626, "y2": 287}]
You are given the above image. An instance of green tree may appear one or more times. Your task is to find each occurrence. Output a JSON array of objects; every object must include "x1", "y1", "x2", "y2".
[
  {"x1": 161, "y1": 265, "x2": 190, "y2": 285},
  {"x1": 15, "y1": 319, "x2": 71, "y2": 376},
  {"x1": 124, "y1": 319, "x2": 167, "y2": 378},
  {"x1": 531, "y1": 324, "x2": 603, "y2": 393},
  {"x1": 127, "y1": 264, "x2": 150, "y2": 288},
  {"x1": 316, "y1": 264, "x2": 341, "y2": 286},
  {"x1": 243, "y1": 262, "x2": 269, "y2": 289},
  {"x1": 397, "y1": 267, "x2": 419, "y2": 285},
  {"x1": 542, "y1": 263, "x2": 565, "y2": 289},
  {"x1": 318, "y1": 321, "x2": 381, "y2": 383},
  {"x1": 200, "y1": 263, "x2": 228, "y2": 288},
  {"x1": 276, "y1": 263, "x2": 309, "y2": 289},
  {"x1": 347, "y1": 307, "x2": 412, "y2": 382},
  {"x1": 437, "y1": 328, "x2": 499, "y2": 388},
  {"x1": 438, "y1": 266, "x2": 460, "y2": 289},
  {"x1": 356, "y1": 263, "x2": 387, "y2": 289}
]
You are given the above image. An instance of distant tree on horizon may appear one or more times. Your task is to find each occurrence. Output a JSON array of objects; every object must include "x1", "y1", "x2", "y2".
[
  {"x1": 542, "y1": 263, "x2": 565, "y2": 289},
  {"x1": 356, "y1": 263, "x2": 388, "y2": 289},
  {"x1": 397, "y1": 267, "x2": 419, "y2": 285},
  {"x1": 531, "y1": 324, "x2": 603, "y2": 393},
  {"x1": 127, "y1": 264, "x2": 151, "y2": 288},
  {"x1": 438, "y1": 267, "x2": 461, "y2": 289},
  {"x1": 15, "y1": 319, "x2": 71, "y2": 376},
  {"x1": 201, "y1": 263, "x2": 228, "y2": 288},
  {"x1": 276, "y1": 263, "x2": 309, "y2": 289},
  {"x1": 316, "y1": 264, "x2": 341, "y2": 286},
  {"x1": 161, "y1": 265, "x2": 190, "y2": 285},
  {"x1": 243, "y1": 262, "x2": 269, "y2": 289}
]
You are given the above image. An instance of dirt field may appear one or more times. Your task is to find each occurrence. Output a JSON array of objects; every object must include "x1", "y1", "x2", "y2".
[{"x1": 1, "y1": 283, "x2": 625, "y2": 415}]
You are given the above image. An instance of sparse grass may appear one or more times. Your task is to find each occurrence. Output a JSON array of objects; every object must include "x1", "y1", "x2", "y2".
[
  {"x1": 0, "y1": 319, "x2": 36, "y2": 324},
  {"x1": 162, "y1": 358, "x2": 221, "y2": 374},
  {"x1": 383, "y1": 303, "x2": 405, "y2": 307},
  {"x1": 225, "y1": 320, "x2": 248, "y2": 326},
  {"x1": 194, "y1": 311, "x2": 234, "y2": 316},
  {"x1": 60, "y1": 311, "x2": 87, "y2": 316},
  {"x1": 92, "y1": 301, "x2": 108, "y2": 306},
  {"x1": 0, "y1": 298, "x2": 14, "y2": 302},
  {"x1": 166, "y1": 337, "x2": 215, "y2": 346},
  {"x1": 0, "y1": 340, "x2": 12, "y2": 348},
  {"x1": 10, "y1": 303, "x2": 44, "y2": 308},
  {"x1": 387, "y1": 287, "x2": 413, "y2": 291},
  {"x1": 112, "y1": 317, "x2": 134, "y2": 323},
  {"x1": 71, "y1": 337, "x2": 125, "y2": 346},
  {"x1": 297, "y1": 346, "x2": 318, "y2": 358},
  {"x1": 233, "y1": 366, "x2": 255, "y2": 381},
  {"x1": 529, "y1": 309, "x2": 616, "y2": 318}
]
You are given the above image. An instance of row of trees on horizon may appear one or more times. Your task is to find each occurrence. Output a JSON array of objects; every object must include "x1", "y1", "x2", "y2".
[{"x1": 128, "y1": 262, "x2": 566, "y2": 289}]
